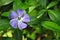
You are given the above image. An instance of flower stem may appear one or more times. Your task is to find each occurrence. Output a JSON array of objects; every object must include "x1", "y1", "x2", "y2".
[
  {"x1": 14, "y1": 29, "x2": 22, "y2": 40},
  {"x1": 17, "y1": 29, "x2": 22, "y2": 40}
]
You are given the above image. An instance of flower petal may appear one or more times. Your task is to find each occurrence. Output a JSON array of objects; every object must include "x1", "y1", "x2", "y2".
[
  {"x1": 9, "y1": 11, "x2": 17, "y2": 19},
  {"x1": 10, "y1": 19, "x2": 17, "y2": 28},
  {"x1": 17, "y1": 9, "x2": 24, "y2": 17},
  {"x1": 18, "y1": 21, "x2": 27, "y2": 30},
  {"x1": 22, "y1": 14, "x2": 30, "y2": 22}
]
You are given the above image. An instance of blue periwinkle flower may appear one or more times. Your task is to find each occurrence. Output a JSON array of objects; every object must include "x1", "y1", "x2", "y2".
[{"x1": 9, "y1": 9, "x2": 30, "y2": 30}]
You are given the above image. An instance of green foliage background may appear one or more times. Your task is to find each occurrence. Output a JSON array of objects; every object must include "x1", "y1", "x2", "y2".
[{"x1": 0, "y1": 0, "x2": 60, "y2": 40}]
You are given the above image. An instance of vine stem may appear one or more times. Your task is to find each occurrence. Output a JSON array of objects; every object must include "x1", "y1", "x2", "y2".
[
  {"x1": 54, "y1": 32, "x2": 59, "y2": 40},
  {"x1": 17, "y1": 29, "x2": 22, "y2": 40}
]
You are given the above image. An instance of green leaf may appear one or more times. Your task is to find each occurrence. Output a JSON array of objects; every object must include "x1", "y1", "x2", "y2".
[
  {"x1": 0, "y1": 0, "x2": 13, "y2": 6},
  {"x1": 3, "y1": 30, "x2": 12, "y2": 37},
  {"x1": 29, "y1": 6, "x2": 37, "y2": 13},
  {"x1": 22, "y1": 29, "x2": 28, "y2": 35},
  {"x1": 28, "y1": 10, "x2": 39, "y2": 25},
  {"x1": 30, "y1": 32, "x2": 36, "y2": 40},
  {"x1": 48, "y1": 10, "x2": 60, "y2": 23},
  {"x1": 13, "y1": 0, "x2": 29, "y2": 10},
  {"x1": 28, "y1": 10, "x2": 37, "y2": 22},
  {"x1": 1, "y1": 12, "x2": 10, "y2": 17},
  {"x1": 0, "y1": 19, "x2": 10, "y2": 31},
  {"x1": 47, "y1": 1, "x2": 58, "y2": 9},
  {"x1": 26, "y1": 32, "x2": 36, "y2": 40},
  {"x1": 13, "y1": 0, "x2": 22, "y2": 10},
  {"x1": 34, "y1": 26, "x2": 41, "y2": 33},
  {"x1": 2, "y1": 37, "x2": 15, "y2": 40},
  {"x1": 37, "y1": 9, "x2": 46, "y2": 18},
  {"x1": 37, "y1": 0, "x2": 47, "y2": 7},
  {"x1": 25, "y1": 0, "x2": 37, "y2": 6},
  {"x1": 42, "y1": 21, "x2": 60, "y2": 32}
]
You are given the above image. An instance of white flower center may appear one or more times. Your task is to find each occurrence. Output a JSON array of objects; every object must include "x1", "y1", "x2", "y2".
[
  {"x1": 17, "y1": 16, "x2": 21, "y2": 20},
  {"x1": 17, "y1": 16, "x2": 23, "y2": 22}
]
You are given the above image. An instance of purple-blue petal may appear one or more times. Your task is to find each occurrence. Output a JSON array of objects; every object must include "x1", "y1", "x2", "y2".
[
  {"x1": 22, "y1": 14, "x2": 30, "y2": 22},
  {"x1": 17, "y1": 9, "x2": 24, "y2": 17},
  {"x1": 9, "y1": 11, "x2": 17, "y2": 19},
  {"x1": 10, "y1": 19, "x2": 17, "y2": 28},
  {"x1": 18, "y1": 22, "x2": 27, "y2": 30}
]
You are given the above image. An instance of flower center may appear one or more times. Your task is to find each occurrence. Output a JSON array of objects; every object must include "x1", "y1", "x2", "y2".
[
  {"x1": 18, "y1": 17, "x2": 21, "y2": 20},
  {"x1": 18, "y1": 16, "x2": 23, "y2": 22}
]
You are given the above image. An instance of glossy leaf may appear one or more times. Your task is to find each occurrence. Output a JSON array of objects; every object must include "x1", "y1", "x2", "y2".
[
  {"x1": 37, "y1": 9, "x2": 46, "y2": 18},
  {"x1": 29, "y1": 6, "x2": 37, "y2": 13},
  {"x1": 28, "y1": 10, "x2": 39, "y2": 26},
  {"x1": 34, "y1": 26, "x2": 41, "y2": 33},
  {"x1": 25, "y1": 0, "x2": 37, "y2": 6},
  {"x1": 0, "y1": 0, "x2": 13, "y2": 6},
  {"x1": 0, "y1": 19, "x2": 10, "y2": 31},
  {"x1": 13, "y1": 0, "x2": 29, "y2": 10},
  {"x1": 37, "y1": 0, "x2": 47, "y2": 7},
  {"x1": 42, "y1": 21, "x2": 60, "y2": 32},
  {"x1": 1, "y1": 12, "x2": 10, "y2": 17},
  {"x1": 2, "y1": 37, "x2": 15, "y2": 40},
  {"x1": 47, "y1": 1, "x2": 58, "y2": 9},
  {"x1": 30, "y1": 32, "x2": 36, "y2": 40},
  {"x1": 13, "y1": 0, "x2": 22, "y2": 10},
  {"x1": 3, "y1": 30, "x2": 12, "y2": 37},
  {"x1": 48, "y1": 10, "x2": 60, "y2": 23}
]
